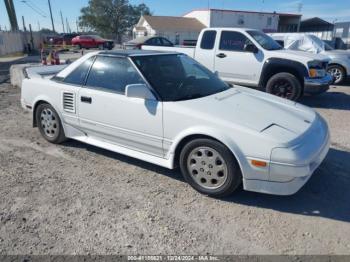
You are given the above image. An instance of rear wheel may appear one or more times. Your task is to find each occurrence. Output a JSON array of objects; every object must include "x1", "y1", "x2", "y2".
[
  {"x1": 266, "y1": 72, "x2": 302, "y2": 101},
  {"x1": 36, "y1": 103, "x2": 67, "y2": 144},
  {"x1": 179, "y1": 138, "x2": 242, "y2": 197},
  {"x1": 327, "y1": 64, "x2": 345, "y2": 84}
]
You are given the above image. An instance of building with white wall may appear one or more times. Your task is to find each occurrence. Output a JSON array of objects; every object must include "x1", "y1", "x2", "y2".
[
  {"x1": 184, "y1": 9, "x2": 301, "y2": 33},
  {"x1": 132, "y1": 9, "x2": 302, "y2": 43},
  {"x1": 133, "y1": 15, "x2": 205, "y2": 44}
]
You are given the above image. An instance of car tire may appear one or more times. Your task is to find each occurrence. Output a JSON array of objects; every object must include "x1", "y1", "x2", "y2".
[
  {"x1": 266, "y1": 72, "x2": 302, "y2": 101},
  {"x1": 98, "y1": 44, "x2": 104, "y2": 50},
  {"x1": 36, "y1": 103, "x2": 67, "y2": 144},
  {"x1": 179, "y1": 138, "x2": 242, "y2": 197},
  {"x1": 77, "y1": 44, "x2": 82, "y2": 49},
  {"x1": 327, "y1": 64, "x2": 345, "y2": 84}
]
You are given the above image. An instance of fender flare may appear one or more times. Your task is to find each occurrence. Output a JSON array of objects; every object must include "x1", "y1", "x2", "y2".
[{"x1": 259, "y1": 57, "x2": 309, "y2": 88}]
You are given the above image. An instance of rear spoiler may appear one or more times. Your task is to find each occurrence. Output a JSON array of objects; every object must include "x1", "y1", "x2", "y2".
[{"x1": 25, "y1": 64, "x2": 68, "y2": 79}]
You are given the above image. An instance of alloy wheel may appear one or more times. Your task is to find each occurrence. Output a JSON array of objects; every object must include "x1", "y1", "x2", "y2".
[
  {"x1": 187, "y1": 146, "x2": 228, "y2": 189},
  {"x1": 40, "y1": 108, "x2": 59, "y2": 138}
]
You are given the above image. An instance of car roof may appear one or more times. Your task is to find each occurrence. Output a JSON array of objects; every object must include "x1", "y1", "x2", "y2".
[{"x1": 98, "y1": 50, "x2": 178, "y2": 57}]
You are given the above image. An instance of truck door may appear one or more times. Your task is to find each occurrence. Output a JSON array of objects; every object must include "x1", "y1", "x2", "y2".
[
  {"x1": 195, "y1": 30, "x2": 217, "y2": 71},
  {"x1": 214, "y1": 30, "x2": 262, "y2": 86}
]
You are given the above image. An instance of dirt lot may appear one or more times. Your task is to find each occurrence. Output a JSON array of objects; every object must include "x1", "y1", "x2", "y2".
[{"x1": 0, "y1": 82, "x2": 350, "y2": 255}]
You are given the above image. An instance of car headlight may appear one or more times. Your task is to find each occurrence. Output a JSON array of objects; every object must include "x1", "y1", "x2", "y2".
[
  {"x1": 309, "y1": 68, "x2": 326, "y2": 78},
  {"x1": 308, "y1": 60, "x2": 327, "y2": 78}
]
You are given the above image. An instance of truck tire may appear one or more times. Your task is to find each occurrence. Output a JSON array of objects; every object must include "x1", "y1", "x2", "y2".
[
  {"x1": 36, "y1": 103, "x2": 67, "y2": 144},
  {"x1": 179, "y1": 138, "x2": 242, "y2": 197},
  {"x1": 327, "y1": 64, "x2": 345, "y2": 84},
  {"x1": 266, "y1": 72, "x2": 302, "y2": 101}
]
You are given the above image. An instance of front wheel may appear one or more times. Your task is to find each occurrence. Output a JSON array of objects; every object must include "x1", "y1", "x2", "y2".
[
  {"x1": 36, "y1": 103, "x2": 67, "y2": 144},
  {"x1": 327, "y1": 65, "x2": 345, "y2": 84},
  {"x1": 266, "y1": 72, "x2": 302, "y2": 101},
  {"x1": 179, "y1": 138, "x2": 242, "y2": 197}
]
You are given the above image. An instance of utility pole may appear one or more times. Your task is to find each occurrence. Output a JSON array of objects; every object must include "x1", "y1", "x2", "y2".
[
  {"x1": 76, "y1": 19, "x2": 79, "y2": 33},
  {"x1": 4, "y1": 0, "x2": 19, "y2": 31},
  {"x1": 22, "y1": 16, "x2": 27, "y2": 32},
  {"x1": 38, "y1": 21, "x2": 40, "y2": 31},
  {"x1": 66, "y1": 18, "x2": 70, "y2": 33},
  {"x1": 47, "y1": 0, "x2": 55, "y2": 32},
  {"x1": 60, "y1": 10, "x2": 65, "y2": 33}
]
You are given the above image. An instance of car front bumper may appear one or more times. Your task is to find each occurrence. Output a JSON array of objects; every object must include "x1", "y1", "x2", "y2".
[
  {"x1": 243, "y1": 114, "x2": 330, "y2": 195},
  {"x1": 304, "y1": 74, "x2": 333, "y2": 95}
]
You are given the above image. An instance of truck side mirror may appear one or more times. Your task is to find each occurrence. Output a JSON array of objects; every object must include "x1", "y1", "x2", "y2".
[
  {"x1": 244, "y1": 43, "x2": 259, "y2": 53},
  {"x1": 125, "y1": 84, "x2": 156, "y2": 100}
]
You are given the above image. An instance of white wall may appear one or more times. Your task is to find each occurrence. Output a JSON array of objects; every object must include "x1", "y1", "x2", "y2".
[
  {"x1": 0, "y1": 31, "x2": 44, "y2": 56},
  {"x1": 210, "y1": 10, "x2": 279, "y2": 32},
  {"x1": 184, "y1": 10, "x2": 211, "y2": 27},
  {"x1": 185, "y1": 10, "x2": 279, "y2": 32}
]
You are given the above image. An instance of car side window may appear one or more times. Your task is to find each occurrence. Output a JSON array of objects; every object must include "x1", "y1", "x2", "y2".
[
  {"x1": 161, "y1": 38, "x2": 173, "y2": 46},
  {"x1": 63, "y1": 57, "x2": 95, "y2": 85},
  {"x1": 85, "y1": 56, "x2": 145, "y2": 94},
  {"x1": 200, "y1": 31, "x2": 217, "y2": 50},
  {"x1": 219, "y1": 31, "x2": 253, "y2": 52},
  {"x1": 146, "y1": 38, "x2": 161, "y2": 46}
]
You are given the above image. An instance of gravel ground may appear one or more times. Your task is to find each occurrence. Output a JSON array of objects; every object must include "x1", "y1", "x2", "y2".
[{"x1": 0, "y1": 82, "x2": 350, "y2": 255}]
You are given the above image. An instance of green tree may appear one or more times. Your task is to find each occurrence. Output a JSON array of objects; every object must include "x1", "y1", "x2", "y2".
[{"x1": 79, "y1": 0, "x2": 151, "y2": 42}]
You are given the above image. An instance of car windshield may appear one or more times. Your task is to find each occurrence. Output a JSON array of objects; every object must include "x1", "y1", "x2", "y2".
[
  {"x1": 247, "y1": 30, "x2": 283, "y2": 50},
  {"x1": 131, "y1": 54, "x2": 229, "y2": 102},
  {"x1": 324, "y1": 42, "x2": 334, "y2": 51}
]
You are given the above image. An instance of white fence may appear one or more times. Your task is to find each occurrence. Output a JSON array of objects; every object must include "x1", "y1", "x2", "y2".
[{"x1": 0, "y1": 31, "x2": 43, "y2": 56}]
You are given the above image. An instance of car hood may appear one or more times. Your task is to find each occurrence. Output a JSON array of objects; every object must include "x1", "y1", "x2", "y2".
[
  {"x1": 267, "y1": 49, "x2": 330, "y2": 64},
  {"x1": 323, "y1": 50, "x2": 350, "y2": 57},
  {"x1": 173, "y1": 86, "x2": 316, "y2": 145}
]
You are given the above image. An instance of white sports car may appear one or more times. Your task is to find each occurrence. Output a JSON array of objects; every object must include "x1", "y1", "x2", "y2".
[{"x1": 21, "y1": 50, "x2": 330, "y2": 197}]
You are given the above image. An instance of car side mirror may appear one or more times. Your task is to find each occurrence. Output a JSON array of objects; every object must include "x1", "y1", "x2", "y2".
[
  {"x1": 125, "y1": 84, "x2": 156, "y2": 100},
  {"x1": 244, "y1": 43, "x2": 259, "y2": 53}
]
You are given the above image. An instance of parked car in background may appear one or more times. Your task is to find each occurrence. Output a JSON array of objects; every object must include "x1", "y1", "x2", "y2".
[
  {"x1": 143, "y1": 28, "x2": 332, "y2": 101},
  {"x1": 45, "y1": 33, "x2": 79, "y2": 46},
  {"x1": 72, "y1": 35, "x2": 114, "y2": 50},
  {"x1": 123, "y1": 36, "x2": 174, "y2": 49},
  {"x1": 182, "y1": 39, "x2": 197, "y2": 47},
  {"x1": 21, "y1": 50, "x2": 330, "y2": 197},
  {"x1": 270, "y1": 33, "x2": 350, "y2": 84}
]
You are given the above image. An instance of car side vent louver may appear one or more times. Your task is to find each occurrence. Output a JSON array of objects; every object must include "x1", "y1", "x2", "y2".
[{"x1": 62, "y1": 92, "x2": 75, "y2": 113}]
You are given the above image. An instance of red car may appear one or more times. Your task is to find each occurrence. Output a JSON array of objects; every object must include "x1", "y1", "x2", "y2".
[{"x1": 72, "y1": 35, "x2": 115, "y2": 50}]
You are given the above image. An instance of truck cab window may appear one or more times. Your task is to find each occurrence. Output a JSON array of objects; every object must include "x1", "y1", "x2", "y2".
[
  {"x1": 85, "y1": 56, "x2": 144, "y2": 94},
  {"x1": 200, "y1": 31, "x2": 217, "y2": 50},
  {"x1": 219, "y1": 31, "x2": 252, "y2": 52}
]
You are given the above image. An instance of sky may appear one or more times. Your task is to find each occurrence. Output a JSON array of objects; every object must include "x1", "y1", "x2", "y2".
[{"x1": 1, "y1": 0, "x2": 350, "y2": 32}]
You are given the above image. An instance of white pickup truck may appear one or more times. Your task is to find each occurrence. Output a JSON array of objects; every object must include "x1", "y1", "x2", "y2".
[{"x1": 142, "y1": 28, "x2": 333, "y2": 101}]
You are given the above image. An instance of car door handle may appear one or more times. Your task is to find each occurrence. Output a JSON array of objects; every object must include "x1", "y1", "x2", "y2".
[
  {"x1": 216, "y1": 53, "x2": 227, "y2": 58},
  {"x1": 81, "y1": 96, "x2": 92, "y2": 104}
]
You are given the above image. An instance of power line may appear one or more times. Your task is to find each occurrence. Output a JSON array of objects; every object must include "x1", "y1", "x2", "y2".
[
  {"x1": 27, "y1": 0, "x2": 48, "y2": 17},
  {"x1": 21, "y1": 0, "x2": 47, "y2": 18}
]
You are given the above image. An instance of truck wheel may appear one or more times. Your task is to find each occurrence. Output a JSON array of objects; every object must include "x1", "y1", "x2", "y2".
[
  {"x1": 266, "y1": 72, "x2": 302, "y2": 101},
  {"x1": 327, "y1": 65, "x2": 345, "y2": 84},
  {"x1": 36, "y1": 103, "x2": 67, "y2": 144},
  {"x1": 179, "y1": 138, "x2": 242, "y2": 197}
]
